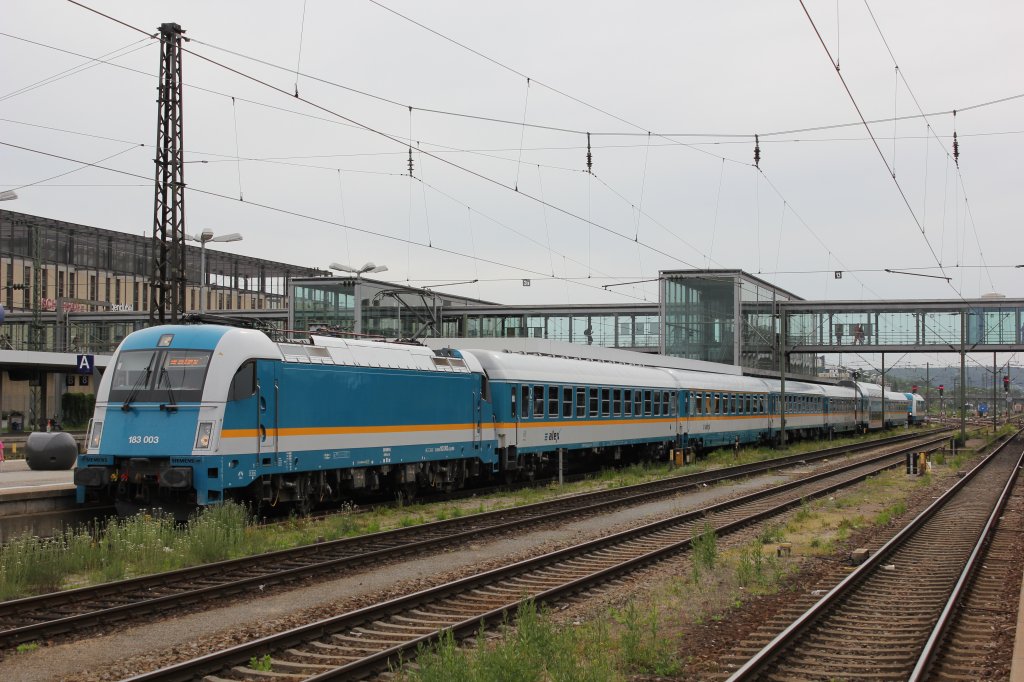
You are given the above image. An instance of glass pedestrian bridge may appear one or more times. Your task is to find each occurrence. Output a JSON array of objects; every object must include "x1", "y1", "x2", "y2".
[{"x1": 778, "y1": 298, "x2": 1024, "y2": 353}]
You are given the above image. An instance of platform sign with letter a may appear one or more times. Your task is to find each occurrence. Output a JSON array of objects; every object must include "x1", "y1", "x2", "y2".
[{"x1": 75, "y1": 354, "x2": 95, "y2": 375}]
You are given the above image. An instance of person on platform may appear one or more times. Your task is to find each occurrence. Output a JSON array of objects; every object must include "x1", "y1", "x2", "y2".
[{"x1": 853, "y1": 323, "x2": 865, "y2": 345}]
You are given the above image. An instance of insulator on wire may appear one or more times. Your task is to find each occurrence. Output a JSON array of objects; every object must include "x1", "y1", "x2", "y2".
[
  {"x1": 586, "y1": 132, "x2": 593, "y2": 173},
  {"x1": 753, "y1": 134, "x2": 761, "y2": 169},
  {"x1": 407, "y1": 147, "x2": 414, "y2": 177},
  {"x1": 952, "y1": 110, "x2": 960, "y2": 168}
]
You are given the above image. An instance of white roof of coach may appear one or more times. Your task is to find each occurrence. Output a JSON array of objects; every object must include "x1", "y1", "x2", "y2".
[
  {"x1": 819, "y1": 384, "x2": 857, "y2": 398},
  {"x1": 857, "y1": 382, "x2": 884, "y2": 398},
  {"x1": 460, "y1": 349, "x2": 677, "y2": 388},
  {"x1": 759, "y1": 378, "x2": 832, "y2": 396},
  {"x1": 663, "y1": 368, "x2": 771, "y2": 393}
]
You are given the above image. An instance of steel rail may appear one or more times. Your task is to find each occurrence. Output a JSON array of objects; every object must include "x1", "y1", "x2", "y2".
[
  {"x1": 0, "y1": 430, "x2": 945, "y2": 649},
  {"x1": 725, "y1": 428, "x2": 1023, "y2": 681},
  {"x1": 122, "y1": 437, "x2": 943, "y2": 681},
  {"x1": 907, "y1": 433, "x2": 1024, "y2": 680}
]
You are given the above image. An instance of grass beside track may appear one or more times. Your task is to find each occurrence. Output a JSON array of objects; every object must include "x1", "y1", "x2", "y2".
[
  {"x1": 0, "y1": 427, "x2": 951, "y2": 600},
  {"x1": 399, "y1": 424, "x2": 1010, "y2": 681}
]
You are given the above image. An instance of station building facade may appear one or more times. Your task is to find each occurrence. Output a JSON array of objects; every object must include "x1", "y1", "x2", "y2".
[
  {"x1": 0, "y1": 209, "x2": 321, "y2": 427},
  {"x1": 0, "y1": 210, "x2": 816, "y2": 429}
]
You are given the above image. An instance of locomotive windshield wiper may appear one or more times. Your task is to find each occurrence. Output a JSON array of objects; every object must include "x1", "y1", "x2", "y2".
[
  {"x1": 121, "y1": 357, "x2": 155, "y2": 412},
  {"x1": 157, "y1": 366, "x2": 178, "y2": 412}
]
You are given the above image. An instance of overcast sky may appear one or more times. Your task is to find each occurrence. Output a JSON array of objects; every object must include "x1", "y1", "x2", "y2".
[{"x1": 3, "y1": 1, "x2": 1023, "y2": 314}]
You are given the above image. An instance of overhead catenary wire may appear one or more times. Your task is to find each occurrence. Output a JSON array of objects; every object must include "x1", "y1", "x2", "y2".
[
  {"x1": 351, "y1": 0, "x2": 882, "y2": 298},
  {"x1": 861, "y1": 0, "x2": 994, "y2": 292},
  {"x1": 0, "y1": 37, "x2": 152, "y2": 103},
  {"x1": 0, "y1": 139, "x2": 653, "y2": 302},
  {"x1": 181, "y1": 30, "x2": 1024, "y2": 141},
  {"x1": 13, "y1": 18, "x2": 1024, "y2": 144},
  {"x1": 293, "y1": 0, "x2": 308, "y2": 97},
  {"x1": 798, "y1": 0, "x2": 951, "y2": 297},
  {"x1": 52, "y1": 1, "x2": 1009, "y2": 302}
]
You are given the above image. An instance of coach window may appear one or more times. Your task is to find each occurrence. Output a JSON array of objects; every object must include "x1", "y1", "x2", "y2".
[
  {"x1": 548, "y1": 386, "x2": 559, "y2": 418},
  {"x1": 652, "y1": 391, "x2": 661, "y2": 416},
  {"x1": 694, "y1": 393, "x2": 702, "y2": 416},
  {"x1": 589, "y1": 387, "x2": 599, "y2": 417},
  {"x1": 601, "y1": 388, "x2": 611, "y2": 416},
  {"x1": 521, "y1": 385, "x2": 530, "y2": 418},
  {"x1": 533, "y1": 386, "x2": 545, "y2": 417},
  {"x1": 576, "y1": 387, "x2": 586, "y2": 417},
  {"x1": 562, "y1": 387, "x2": 573, "y2": 418},
  {"x1": 665, "y1": 391, "x2": 673, "y2": 416},
  {"x1": 623, "y1": 389, "x2": 633, "y2": 416},
  {"x1": 635, "y1": 389, "x2": 643, "y2": 415},
  {"x1": 612, "y1": 389, "x2": 622, "y2": 416},
  {"x1": 228, "y1": 361, "x2": 256, "y2": 401},
  {"x1": 642, "y1": 390, "x2": 652, "y2": 415}
]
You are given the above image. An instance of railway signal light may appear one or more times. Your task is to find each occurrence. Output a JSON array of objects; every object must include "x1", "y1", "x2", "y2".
[
  {"x1": 911, "y1": 385, "x2": 919, "y2": 394},
  {"x1": 1005, "y1": 376, "x2": 1011, "y2": 392},
  {"x1": 938, "y1": 385, "x2": 944, "y2": 397}
]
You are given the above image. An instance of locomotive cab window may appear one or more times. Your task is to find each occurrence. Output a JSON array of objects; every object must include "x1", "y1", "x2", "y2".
[
  {"x1": 228, "y1": 361, "x2": 256, "y2": 401},
  {"x1": 110, "y1": 348, "x2": 211, "y2": 403}
]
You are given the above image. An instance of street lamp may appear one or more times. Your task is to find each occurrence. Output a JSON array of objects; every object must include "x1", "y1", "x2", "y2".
[
  {"x1": 188, "y1": 229, "x2": 243, "y2": 313},
  {"x1": 329, "y1": 262, "x2": 388, "y2": 278}
]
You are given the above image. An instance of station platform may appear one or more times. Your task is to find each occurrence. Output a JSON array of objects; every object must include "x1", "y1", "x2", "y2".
[{"x1": 0, "y1": 459, "x2": 97, "y2": 542}]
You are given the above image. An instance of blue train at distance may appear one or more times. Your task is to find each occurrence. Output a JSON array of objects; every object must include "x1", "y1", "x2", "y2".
[{"x1": 74, "y1": 325, "x2": 916, "y2": 517}]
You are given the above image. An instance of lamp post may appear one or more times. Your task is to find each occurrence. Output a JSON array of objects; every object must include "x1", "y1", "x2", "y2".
[
  {"x1": 329, "y1": 262, "x2": 388, "y2": 278},
  {"x1": 188, "y1": 229, "x2": 242, "y2": 313}
]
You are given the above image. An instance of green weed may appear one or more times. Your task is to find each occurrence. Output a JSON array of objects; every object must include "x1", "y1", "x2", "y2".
[{"x1": 691, "y1": 521, "x2": 718, "y2": 581}]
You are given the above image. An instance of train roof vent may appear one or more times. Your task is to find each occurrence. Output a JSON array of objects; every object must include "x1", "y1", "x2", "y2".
[
  {"x1": 278, "y1": 343, "x2": 335, "y2": 364},
  {"x1": 279, "y1": 343, "x2": 309, "y2": 362}
]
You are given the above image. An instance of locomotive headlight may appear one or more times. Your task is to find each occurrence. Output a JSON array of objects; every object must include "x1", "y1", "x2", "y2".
[
  {"x1": 194, "y1": 421, "x2": 215, "y2": 450},
  {"x1": 88, "y1": 421, "x2": 103, "y2": 449}
]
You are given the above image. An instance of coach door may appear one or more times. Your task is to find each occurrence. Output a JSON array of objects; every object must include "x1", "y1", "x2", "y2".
[{"x1": 255, "y1": 362, "x2": 279, "y2": 467}]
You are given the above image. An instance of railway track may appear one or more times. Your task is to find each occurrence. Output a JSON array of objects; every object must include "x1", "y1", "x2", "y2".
[
  {"x1": 117, "y1": 433, "x2": 949, "y2": 681},
  {"x1": 722, "y1": 429, "x2": 1024, "y2": 681},
  {"x1": 912, "y1": 440, "x2": 1024, "y2": 681},
  {"x1": 0, "y1": 432, "x2": 946, "y2": 652}
]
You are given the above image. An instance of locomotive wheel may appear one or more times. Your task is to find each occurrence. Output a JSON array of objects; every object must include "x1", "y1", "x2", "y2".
[
  {"x1": 294, "y1": 492, "x2": 314, "y2": 516},
  {"x1": 397, "y1": 483, "x2": 418, "y2": 503}
]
